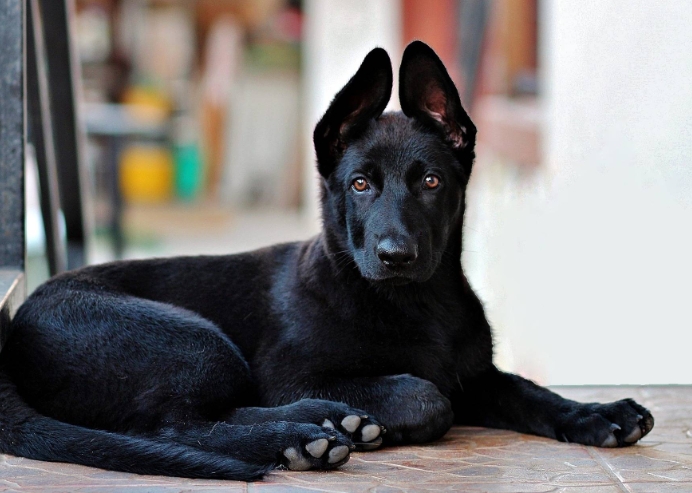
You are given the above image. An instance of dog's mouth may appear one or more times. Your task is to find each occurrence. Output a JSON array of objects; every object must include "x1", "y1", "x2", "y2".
[
  {"x1": 355, "y1": 260, "x2": 432, "y2": 285},
  {"x1": 372, "y1": 276, "x2": 415, "y2": 286},
  {"x1": 348, "y1": 247, "x2": 440, "y2": 285}
]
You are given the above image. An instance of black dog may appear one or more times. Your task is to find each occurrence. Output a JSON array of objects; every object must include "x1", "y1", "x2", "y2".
[{"x1": 0, "y1": 41, "x2": 653, "y2": 480}]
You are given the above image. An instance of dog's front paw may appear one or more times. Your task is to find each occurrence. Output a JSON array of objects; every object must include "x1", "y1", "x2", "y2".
[
  {"x1": 321, "y1": 410, "x2": 385, "y2": 451},
  {"x1": 285, "y1": 399, "x2": 385, "y2": 450},
  {"x1": 376, "y1": 375, "x2": 454, "y2": 445},
  {"x1": 308, "y1": 400, "x2": 385, "y2": 450},
  {"x1": 280, "y1": 424, "x2": 353, "y2": 471},
  {"x1": 557, "y1": 398, "x2": 654, "y2": 447}
]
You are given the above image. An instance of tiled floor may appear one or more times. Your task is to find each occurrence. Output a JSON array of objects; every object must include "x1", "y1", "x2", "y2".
[{"x1": 1, "y1": 386, "x2": 690, "y2": 492}]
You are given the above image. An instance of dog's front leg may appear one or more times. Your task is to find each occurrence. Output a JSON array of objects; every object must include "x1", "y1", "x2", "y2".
[
  {"x1": 453, "y1": 366, "x2": 654, "y2": 447},
  {"x1": 288, "y1": 374, "x2": 454, "y2": 446}
]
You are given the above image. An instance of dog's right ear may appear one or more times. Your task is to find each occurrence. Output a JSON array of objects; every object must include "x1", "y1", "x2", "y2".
[{"x1": 313, "y1": 48, "x2": 393, "y2": 178}]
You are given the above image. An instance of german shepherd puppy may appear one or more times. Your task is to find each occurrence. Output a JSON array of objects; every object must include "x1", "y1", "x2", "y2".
[{"x1": 0, "y1": 42, "x2": 653, "y2": 480}]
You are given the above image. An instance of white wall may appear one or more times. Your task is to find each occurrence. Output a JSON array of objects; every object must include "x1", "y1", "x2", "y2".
[
  {"x1": 302, "y1": 0, "x2": 402, "y2": 224},
  {"x1": 466, "y1": 1, "x2": 692, "y2": 384}
]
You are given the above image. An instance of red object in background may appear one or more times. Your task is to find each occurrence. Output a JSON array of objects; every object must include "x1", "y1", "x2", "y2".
[
  {"x1": 275, "y1": 6, "x2": 302, "y2": 43},
  {"x1": 402, "y1": 0, "x2": 460, "y2": 84}
]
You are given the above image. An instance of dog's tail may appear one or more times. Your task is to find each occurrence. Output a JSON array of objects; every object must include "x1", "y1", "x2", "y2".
[{"x1": 0, "y1": 372, "x2": 269, "y2": 480}]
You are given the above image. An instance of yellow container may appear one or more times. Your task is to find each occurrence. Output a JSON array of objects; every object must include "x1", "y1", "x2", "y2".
[
  {"x1": 119, "y1": 145, "x2": 174, "y2": 203},
  {"x1": 122, "y1": 87, "x2": 171, "y2": 123}
]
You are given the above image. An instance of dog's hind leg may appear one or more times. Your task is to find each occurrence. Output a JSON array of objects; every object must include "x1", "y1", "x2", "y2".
[
  {"x1": 4, "y1": 284, "x2": 255, "y2": 432},
  {"x1": 157, "y1": 419, "x2": 353, "y2": 471},
  {"x1": 0, "y1": 372, "x2": 269, "y2": 480},
  {"x1": 223, "y1": 399, "x2": 386, "y2": 450},
  {"x1": 5, "y1": 280, "x2": 356, "y2": 472}
]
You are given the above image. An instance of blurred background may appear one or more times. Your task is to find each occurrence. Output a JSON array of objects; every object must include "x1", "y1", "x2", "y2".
[{"x1": 24, "y1": 0, "x2": 691, "y2": 385}]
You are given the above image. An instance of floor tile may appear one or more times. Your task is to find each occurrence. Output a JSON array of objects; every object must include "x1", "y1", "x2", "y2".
[
  {"x1": 623, "y1": 482, "x2": 692, "y2": 493},
  {"x1": 1, "y1": 386, "x2": 690, "y2": 491}
]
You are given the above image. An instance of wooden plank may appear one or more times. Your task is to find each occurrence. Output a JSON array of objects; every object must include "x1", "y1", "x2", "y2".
[{"x1": 0, "y1": 269, "x2": 26, "y2": 351}]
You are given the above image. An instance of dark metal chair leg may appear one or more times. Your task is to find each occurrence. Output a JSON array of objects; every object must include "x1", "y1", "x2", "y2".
[
  {"x1": 107, "y1": 137, "x2": 125, "y2": 260},
  {"x1": 39, "y1": 0, "x2": 91, "y2": 269},
  {"x1": 458, "y1": 0, "x2": 492, "y2": 110},
  {"x1": 27, "y1": 0, "x2": 67, "y2": 276}
]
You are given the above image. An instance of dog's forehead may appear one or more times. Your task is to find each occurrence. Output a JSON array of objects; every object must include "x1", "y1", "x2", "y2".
[{"x1": 355, "y1": 112, "x2": 452, "y2": 169}]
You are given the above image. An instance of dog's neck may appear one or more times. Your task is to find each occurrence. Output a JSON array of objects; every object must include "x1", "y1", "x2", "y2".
[{"x1": 306, "y1": 222, "x2": 466, "y2": 305}]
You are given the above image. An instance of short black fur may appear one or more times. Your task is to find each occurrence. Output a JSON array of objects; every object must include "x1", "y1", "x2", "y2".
[{"x1": 0, "y1": 41, "x2": 653, "y2": 480}]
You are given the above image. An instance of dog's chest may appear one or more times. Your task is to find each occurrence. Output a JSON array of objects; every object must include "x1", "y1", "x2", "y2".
[
  {"x1": 359, "y1": 318, "x2": 453, "y2": 384},
  {"x1": 294, "y1": 301, "x2": 459, "y2": 392},
  {"x1": 264, "y1": 264, "x2": 474, "y2": 395}
]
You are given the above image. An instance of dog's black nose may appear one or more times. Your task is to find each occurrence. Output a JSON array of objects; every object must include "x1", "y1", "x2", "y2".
[{"x1": 376, "y1": 238, "x2": 418, "y2": 268}]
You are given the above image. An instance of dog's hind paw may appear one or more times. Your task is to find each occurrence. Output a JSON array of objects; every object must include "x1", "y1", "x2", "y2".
[
  {"x1": 328, "y1": 445, "x2": 350, "y2": 463},
  {"x1": 280, "y1": 425, "x2": 353, "y2": 471}
]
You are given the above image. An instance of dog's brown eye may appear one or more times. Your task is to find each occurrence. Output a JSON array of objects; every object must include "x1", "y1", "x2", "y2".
[
  {"x1": 423, "y1": 174, "x2": 440, "y2": 189},
  {"x1": 352, "y1": 178, "x2": 370, "y2": 192}
]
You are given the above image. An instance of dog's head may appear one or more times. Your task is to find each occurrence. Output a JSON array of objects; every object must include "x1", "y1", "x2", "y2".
[{"x1": 314, "y1": 41, "x2": 476, "y2": 284}]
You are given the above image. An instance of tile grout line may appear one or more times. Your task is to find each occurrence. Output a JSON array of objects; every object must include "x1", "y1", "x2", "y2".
[{"x1": 586, "y1": 447, "x2": 633, "y2": 493}]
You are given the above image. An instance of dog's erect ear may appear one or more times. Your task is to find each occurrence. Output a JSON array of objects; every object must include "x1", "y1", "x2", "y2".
[
  {"x1": 399, "y1": 41, "x2": 476, "y2": 156},
  {"x1": 314, "y1": 48, "x2": 393, "y2": 178}
]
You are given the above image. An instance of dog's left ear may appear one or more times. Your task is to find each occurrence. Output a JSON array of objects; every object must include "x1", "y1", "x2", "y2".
[
  {"x1": 314, "y1": 48, "x2": 393, "y2": 178},
  {"x1": 399, "y1": 41, "x2": 476, "y2": 161}
]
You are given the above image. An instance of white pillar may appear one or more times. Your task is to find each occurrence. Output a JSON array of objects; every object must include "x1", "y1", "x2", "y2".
[
  {"x1": 474, "y1": 0, "x2": 692, "y2": 384},
  {"x1": 301, "y1": 0, "x2": 402, "y2": 225}
]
